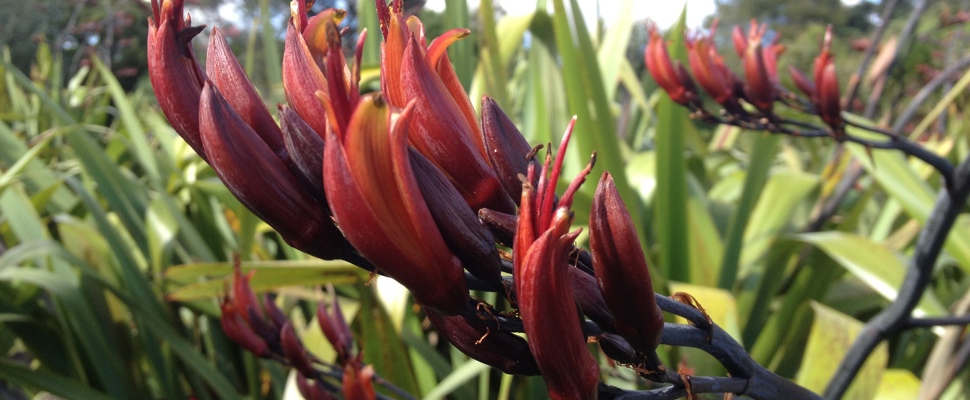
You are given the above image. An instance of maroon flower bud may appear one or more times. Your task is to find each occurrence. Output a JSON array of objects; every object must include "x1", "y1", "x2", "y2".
[
  {"x1": 198, "y1": 82, "x2": 351, "y2": 260},
  {"x1": 205, "y1": 27, "x2": 286, "y2": 159},
  {"x1": 481, "y1": 95, "x2": 541, "y2": 203},
  {"x1": 147, "y1": 0, "x2": 207, "y2": 159},
  {"x1": 296, "y1": 377, "x2": 337, "y2": 400},
  {"x1": 424, "y1": 308, "x2": 540, "y2": 375},
  {"x1": 788, "y1": 65, "x2": 816, "y2": 98},
  {"x1": 589, "y1": 172, "x2": 664, "y2": 354},
  {"x1": 597, "y1": 333, "x2": 638, "y2": 365},
  {"x1": 281, "y1": 322, "x2": 316, "y2": 377},
  {"x1": 279, "y1": 105, "x2": 326, "y2": 204},
  {"x1": 322, "y1": 95, "x2": 468, "y2": 315},
  {"x1": 478, "y1": 208, "x2": 518, "y2": 247},
  {"x1": 317, "y1": 296, "x2": 354, "y2": 365},
  {"x1": 814, "y1": 26, "x2": 844, "y2": 132},
  {"x1": 399, "y1": 36, "x2": 514, "y2": 214},
  {"x1": 740, "y1": 23, "x2": 775, "y2": 113},
  {"x1": 646, "y1": 25, "x2": 697, "y2": 107},
  {"x1": 220, "y1": 302, "x2": 271, "y2": 358},
  {"x1": 686, "y1": 27, "x2": 739, "y2": 107},
  {"x1": 410, "y1": 149, "x2": 502, "y2": 284}
]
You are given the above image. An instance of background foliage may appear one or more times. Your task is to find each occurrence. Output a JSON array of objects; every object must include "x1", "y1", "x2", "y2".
[{"x1": 1, "y1": 0, "x2": 969, "y2": 398}]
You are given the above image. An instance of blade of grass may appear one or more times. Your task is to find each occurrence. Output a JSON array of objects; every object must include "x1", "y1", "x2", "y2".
[{"x1": 650, "y1": 9, "x2": 689, "y2": 282}]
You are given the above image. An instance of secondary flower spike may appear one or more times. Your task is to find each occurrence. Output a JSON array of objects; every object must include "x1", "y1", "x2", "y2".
[{"x1": 590, "y1": 172, "x2": 664, "y2": 355}]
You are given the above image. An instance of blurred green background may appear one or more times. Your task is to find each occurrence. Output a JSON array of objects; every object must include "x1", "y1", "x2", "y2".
[{"x1": 1, "y1": 0, "x2": 969, "y2": 398}]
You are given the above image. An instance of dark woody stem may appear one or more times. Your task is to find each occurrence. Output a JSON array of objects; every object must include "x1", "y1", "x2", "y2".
[
  {"x1": 466, "y1": 276, "x2": 820, "y2": 400},
  {"x1": 823, "y1": 155, "x2": 970, "y2": 399}
]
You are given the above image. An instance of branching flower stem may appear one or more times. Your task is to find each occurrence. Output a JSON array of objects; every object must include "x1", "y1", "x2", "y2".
[{"x1": 824, "y1": 155, "x2": 970, "y2": 398}]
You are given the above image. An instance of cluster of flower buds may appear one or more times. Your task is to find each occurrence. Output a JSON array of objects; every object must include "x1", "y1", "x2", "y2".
[
  {"x1": 149, "y1": 0, "x2": 668, "y2": 397},
  {"x1": 647, "y1": 21, "x2": 845, "y2": 137},
  {"x1": 220, "y1": 263, "x2": 375, "y2": 400}
]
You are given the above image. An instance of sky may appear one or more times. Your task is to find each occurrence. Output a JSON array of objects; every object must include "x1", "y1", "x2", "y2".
[{"x1": 424, "y1": 0, "x2": 718, "y2": 29}]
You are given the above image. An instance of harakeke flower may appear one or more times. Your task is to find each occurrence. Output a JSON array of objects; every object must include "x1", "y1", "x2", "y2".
[
  {"x1": 686, "y1": 24, "x2": 743, "y2": 112},
  {"x1": 646, "y1": 25, "x2": 698, "y2": 107},
  {"x1": 789, "y1": 25, "x2": 845, "y2": 137},
  {"x1": 376, "y1": 0, "x2": 514, "y2": 214},
  {"x1": 589, "y1": 172, "x2": 664, "y2": 355},
  {"x1": 322, "y1": 94, "x2": 468, "y2": 315},
  {"x1": 514, "y1": 119, "x2": 600, "y2": 400},
  {"x1": 737, "y1": 21, "x2": 776, "y2": 113},
  {"x1": 148, "y1": 0, "x2": 207, "y2": 159}
]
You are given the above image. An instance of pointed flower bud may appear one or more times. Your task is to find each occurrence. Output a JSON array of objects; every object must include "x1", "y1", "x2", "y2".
[
  {"x1": 514, "y1": 120, "x2": 599, "y2": 400},
  {"x1": 814, "y1": 26, "x2": 844, "y2": 132},
  {"x1": 377, "y1": 3, "x2": 513, "y2": 214},
  {"x1": 280, "y1": 105, "x2": 327, "y2": 204},
  {"x1": 411, "y1": 150, "x2": 502, "y2": 284},
  {"x1": 206, "y1": 27, "x2": 286, "y2": 158},
  {"x1": 317, "y1": 294, "x2": 354, "y2": 365},
  {"x1": 147, "y1": 0, "x2": 207, "y2": 159},
  {"x1": 481, "y1": 96, "x2": 541, "y2": 203},
  {"x1": 199, "y1": 82, "x2": 351, "y2": 260},
  {"x1": 322, "y1": 94, "x2": 468, "y2": 314},
  {"x1": 425, "y1": 308, "x2": 540, "y2": 375},
  {"x1": 281, "y1": 321, "x2": 316, "y2": 377},
  {"x1": 589, "y1": 172, "x2": 663, "y2": 354},
  {"x1": 646, "y1": 25, "x2": 697, "y2": 107},
  {"x1": 741, "y1": 22, "x2": 775, "y2": 113},
  {"x1": 686, "y1": 26, "x2": 739, "y2": 107}
]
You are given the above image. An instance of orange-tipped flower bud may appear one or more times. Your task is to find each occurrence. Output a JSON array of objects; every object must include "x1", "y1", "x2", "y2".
[
  {"x1": 646, "y1": 25, "x2": 696, "y2": 106},
  {"x1": 589, "y1": 172, "x2": 664, "y2": 354},
  {"x1": 322, "y1": 95, "x2": 468, "y2": 315}
]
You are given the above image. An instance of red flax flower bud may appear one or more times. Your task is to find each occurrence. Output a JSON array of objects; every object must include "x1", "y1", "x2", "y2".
[
  {"x1": 515, "y1": 120, "x2": 599, "y2": 400},
  {"x1": 322, "y1": 94, "x2": 468, "y2": 315},
  {"x1": 481, "y1": 95, "x2": 542, "y2": 204},
  {"x1": 147, "y1": 0, "x2": 207, "y2": 159},
  {"x1": 814, "y1": 26, "x2": 844, "y2": 131},
  {"x1": 740, "y1": 22, "x2": 775, "y2": 113},
  {"x1": 686, "y1": 26, "x2": 740, "y2": 108},
  {"x1": 646, "y1": 25, "x2": 697, "y2": 107},
  {"x1": 589, "y1": 172, "x2": 663, "y2": 354},
  {"x1": 198, "y1": 82, "x2": 351, "y2": 260},
  {"x1": 424, "y1": 308, "x2": 540, "y2": 375},
  {"x1": 317, "y1": 294, "x2": 354, "y2": 365},
  {"x1": 377, "y1": 0, "x2": 514, "y2": 214}
]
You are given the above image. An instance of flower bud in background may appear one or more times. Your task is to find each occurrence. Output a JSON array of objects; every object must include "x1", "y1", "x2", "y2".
[
  {"x1": 590, "y1": 172, "x2": 664, "y2": 355},
  {"x1": 739, "y1": 22, "x2": 776, "y2": 114},
  {"x1": 789, "y1": 25, "x2": 845, "y2": 137},
  {"x1": 686, "y1": 24, "x2": 744, "y2": 113},
  {"x1": 317, "y1": 291, "x2": 354, "y2": 365},
  {"x1": 514, "y1": 121, "x2": 600, "y2": 400},
  {"x1": 646, "y1": 25, "x2": 698, "y2": 107},
  {"x1": 148, "y1": 0, "x2": 207, "y2": 159}
]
